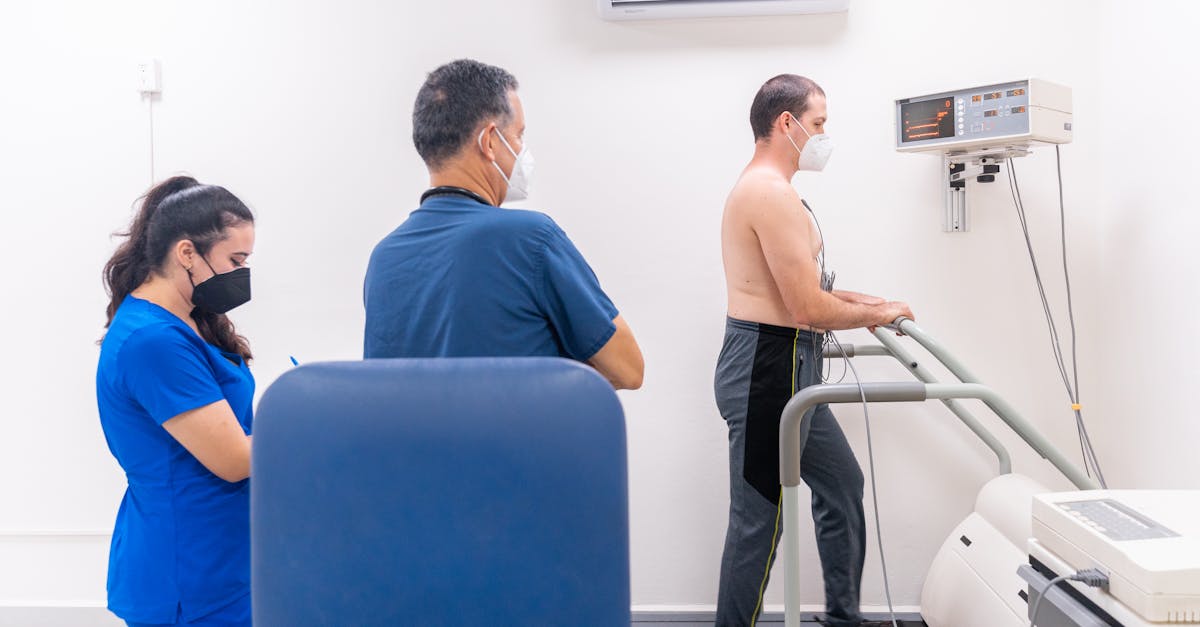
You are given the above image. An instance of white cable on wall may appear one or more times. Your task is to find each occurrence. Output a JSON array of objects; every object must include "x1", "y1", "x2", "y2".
[
  {"x1": 146, "y1": 94, "x2": 156, "y2": 185},
  {"x1": 1006, "y1": 154, "x2": 1107, "y2": 487},
  {"x1": 137, "y1": 59, "x2": 161, "y2": 185}
]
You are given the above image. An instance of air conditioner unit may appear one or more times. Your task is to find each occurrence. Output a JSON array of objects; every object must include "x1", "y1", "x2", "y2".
[{"x1": 597, "y1": 0, "x2": 849, "y2": 21}]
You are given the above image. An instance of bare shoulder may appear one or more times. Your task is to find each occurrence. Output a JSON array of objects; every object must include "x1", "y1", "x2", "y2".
[{"x1": 725, "y1": 168, "x2": 805, "y2": 229}]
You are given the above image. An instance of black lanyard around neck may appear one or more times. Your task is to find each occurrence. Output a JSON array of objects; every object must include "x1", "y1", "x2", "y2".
[{"x1": 420, "y1": 186, "x2": 493, "y2": 206}]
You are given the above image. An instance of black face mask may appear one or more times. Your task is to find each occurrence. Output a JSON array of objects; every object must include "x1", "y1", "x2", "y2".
[{"x1": 189, "y1": 255, "x2": 251, "y2": 314}]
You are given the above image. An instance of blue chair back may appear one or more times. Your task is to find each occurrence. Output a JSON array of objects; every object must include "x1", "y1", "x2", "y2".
[{"x1": 252, "y1": 358, "x2": 630, "y2": 626}]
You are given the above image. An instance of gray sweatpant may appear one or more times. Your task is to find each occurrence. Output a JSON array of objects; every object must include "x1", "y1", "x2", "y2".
[{"x1": 714, "y1": 317, "x2": 866, "y2": 627}]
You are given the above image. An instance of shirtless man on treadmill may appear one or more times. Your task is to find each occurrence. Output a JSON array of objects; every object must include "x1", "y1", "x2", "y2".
[{"x1": 713, "y1": 73, "x2": 914, "y2": 627}]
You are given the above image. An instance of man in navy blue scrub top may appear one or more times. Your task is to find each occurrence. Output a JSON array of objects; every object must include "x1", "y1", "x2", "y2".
[{"x1": 364, "y1": 59, "x2": 644, "y2": 390}]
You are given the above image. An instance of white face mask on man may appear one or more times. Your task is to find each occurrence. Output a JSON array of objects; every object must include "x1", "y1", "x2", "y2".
[
  {"x1": 479, "y1": 127, "x2": 535, "y2": 203},
  {"x1": 784, "y1": 112, "x2": 833, "y2": 172}
]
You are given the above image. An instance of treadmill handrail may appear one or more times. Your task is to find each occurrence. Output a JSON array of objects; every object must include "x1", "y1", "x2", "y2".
[
  {"x1": 778, "y1": 381, "x2": 1099, "y2": 490},
  {"x1": 828, "y1": 332, "x2": 1014, "y2": 475},
  {"x1": 891, "y1": 317, "x2": 1094, "y2": 487},
  {"x1": 778, "y1": 382, "x2": 926, "y2": 486},
  {"x1": 895, "y1": 317, "x2": 984, "y2": 384}
]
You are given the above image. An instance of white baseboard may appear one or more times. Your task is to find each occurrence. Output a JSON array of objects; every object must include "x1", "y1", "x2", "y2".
[
  {"x1": 0, "y1": 602, "x2": 924, "y2": 626},
  {"x1": 0, "y1": 534, "x2": 111, "y2": 607},
  {"x1": 0, "y1": 605, "x2": 121, "y2": 627},
  {"x1": 633, "y1": 604, "x2": 923, "y2": 614}
]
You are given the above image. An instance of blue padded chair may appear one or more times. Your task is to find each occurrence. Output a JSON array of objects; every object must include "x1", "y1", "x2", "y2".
[{"x1": 251, "y1": 358, "x2": 630, "y2": 626}]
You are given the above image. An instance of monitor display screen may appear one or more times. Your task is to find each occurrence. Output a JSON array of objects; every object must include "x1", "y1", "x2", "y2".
[{"x1": 900, "y1": 98, "x2": 955, "y2": 143}]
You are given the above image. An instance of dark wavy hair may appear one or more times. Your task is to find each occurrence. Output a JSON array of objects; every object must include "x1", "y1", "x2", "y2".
[{"x1": 102, "y1": 176, "x2": 256, "y2": 360}]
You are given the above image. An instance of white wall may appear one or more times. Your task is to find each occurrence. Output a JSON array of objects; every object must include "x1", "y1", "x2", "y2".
[
  {"x1": 0, "y1": 0, "x2": 1196, "y2": 619},
  {"x1": 1090, "y1": 1, "x2": 1200, "y2": 490}
]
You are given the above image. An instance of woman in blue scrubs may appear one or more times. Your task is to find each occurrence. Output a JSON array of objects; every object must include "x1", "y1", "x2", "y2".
[{"x1": 97, "y1": 176, "x2": 257, "y2": 626}]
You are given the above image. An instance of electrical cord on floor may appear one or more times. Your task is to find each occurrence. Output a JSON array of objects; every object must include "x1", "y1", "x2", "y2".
[
  {"x1": 1029, "y1": 568, "x2": 1110, "y2": 626},
  {"x1": 828, "y1": 332, "x2": 899, "y2": 627},
  {"x1": 1006, "y1": 155, "x2": 1107, "y2": 488}
]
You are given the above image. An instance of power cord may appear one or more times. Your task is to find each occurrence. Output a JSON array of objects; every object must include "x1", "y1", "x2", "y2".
[
  {"x1": 145, "y1": 93, "x2": 156, "y2": 185},
  {"x1": 1029, "y1": 568, "x2": 1109, "y2": 626},
  {"x1": 804, "y1": 196, "x2": 898, "y2": 626},
  {"x1": 828, "y1": 332, "x2": 899, "y2": 627},
  {"x1": 1006, "y1": 153, "x2": 1107, "y2": 487}
]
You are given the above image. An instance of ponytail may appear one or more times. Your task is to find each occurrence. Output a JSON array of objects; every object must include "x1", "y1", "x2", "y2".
[
  {"x1": 103, "y1": 176, "x2": 200, "y2": 325},
  {"x1": 102, "y1": 176, "x2": 255, "y2": 361}
]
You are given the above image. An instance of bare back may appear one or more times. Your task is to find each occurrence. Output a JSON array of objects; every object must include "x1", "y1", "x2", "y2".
[{"x1": 721, "y1": 165, "x2": 823, "y2": 329}]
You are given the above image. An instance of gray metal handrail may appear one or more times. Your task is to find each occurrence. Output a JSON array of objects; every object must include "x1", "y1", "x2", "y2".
[
  {"x1": 824, "y1": 332, "x2": 1013, "y2": 474},
  {"x1": 892, "y1": 317, "x2": 1099, "y2": 485},
  {"x1": 778, "y1": 382, "x2": 925, "y2": 486},
  {"x1": 895, "y1": 317, "x2": 983, "y2": 384},
  {"x1": 924, "y1": 384, "x2": 1098, "y2": 491},
  {"x1": 782, "y1": 321, "x2": 1099, "y2": 627},
  {"x1": 871, "y1": 328, "x2": 1014, "y2": 474},
  {"x1": 821, "y1": 344, "x2": 893, "y2": 359},
  {"x1": 783, "y1": 329, "x2": 1099, "y2": 491}
]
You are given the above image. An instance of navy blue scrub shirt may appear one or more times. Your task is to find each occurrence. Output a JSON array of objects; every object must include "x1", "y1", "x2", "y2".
[{"x1": 363, "y1": 193, "x2": 619, "y2": 360}]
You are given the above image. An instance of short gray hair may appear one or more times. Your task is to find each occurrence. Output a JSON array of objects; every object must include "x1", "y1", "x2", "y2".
[{"x1": 412, "y1": 59, "x2": 520, "y2": 168}]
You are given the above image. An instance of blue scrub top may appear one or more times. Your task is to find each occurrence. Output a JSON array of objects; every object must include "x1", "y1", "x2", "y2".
[
  {"x1": 363, "y1": 194, "x2": 619, "y2": 360},
  {"x1": 96, "y1": 296, "x2": 254, "y2": 624}
]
